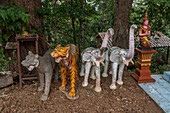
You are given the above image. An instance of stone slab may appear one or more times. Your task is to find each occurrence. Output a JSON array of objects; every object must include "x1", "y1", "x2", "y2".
[
  {"x1": 163, "y1": 71, "x2": 170, "y2": 83},
  {"x1": 139, "y1": 75, "x2": 170, "y2": 113},
  {"x1": 0, "y1": 75, "x2": 13, "y2": 88}
]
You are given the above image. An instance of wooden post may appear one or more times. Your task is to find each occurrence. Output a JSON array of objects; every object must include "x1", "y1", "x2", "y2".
[
  {"x1": 131, "y1": 48, "x2": 156, "y2": 83},
  {"x1": 166, "y1": 46, "x2": 169, "y2": 64},
  {"x1": 36, "y1": 35, "x2": 39, "y2": 54},
  {"x1": 16, "y1": 40, "x2": 22, "y2": 88}
]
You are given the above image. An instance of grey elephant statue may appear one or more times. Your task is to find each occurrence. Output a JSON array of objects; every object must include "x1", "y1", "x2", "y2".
[
  {"x1": 102, "y1": 24, "x2": 137, "y2": 90},
  {"x1": 80, "y1": 28, "x2": 114, "y2": 92}
]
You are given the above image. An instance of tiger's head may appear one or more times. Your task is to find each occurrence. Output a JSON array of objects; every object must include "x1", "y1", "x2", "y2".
[{"x1": 51, "y1": 45, "x2": 69, "y2": 63}]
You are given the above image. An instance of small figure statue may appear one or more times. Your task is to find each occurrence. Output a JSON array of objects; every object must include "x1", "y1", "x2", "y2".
[
  {"x1": 22, "y1": 27, "x2": 31, "y2": 37},
  {"x1": 139, "y1": 11, "x2": 151, "y2": 48},
  {"x1": 51, "y1": 44, "x2": 79, "y2": 99}
]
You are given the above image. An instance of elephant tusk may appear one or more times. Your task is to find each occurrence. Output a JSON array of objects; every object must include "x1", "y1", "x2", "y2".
[
  {"x1": 100, "y1": 61, "x2": 105, "y2": 66},
  {"x1": 92, "y1": 61, "x2": 95, "y2": 65},
  {"x1": 123, "y1": 60, "x2": 126, "y2": 65},
  {"x1": 130, "y1": 59, "x2": 134, "y2": 65}
]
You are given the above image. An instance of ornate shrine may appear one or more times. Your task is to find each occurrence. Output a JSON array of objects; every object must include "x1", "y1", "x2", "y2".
[{"x1": 131, "y1": 11, "x2": 156, "y2": 83}]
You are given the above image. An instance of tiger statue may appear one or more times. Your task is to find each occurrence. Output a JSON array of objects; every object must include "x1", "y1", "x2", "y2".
[{"x1": 51, "y1": 44, "x2": 79, "y2": 99}]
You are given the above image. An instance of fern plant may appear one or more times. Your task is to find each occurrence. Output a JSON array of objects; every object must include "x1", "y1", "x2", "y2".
[{"x1": 0, "y1": 4, "x2": 30, "y2": 44}]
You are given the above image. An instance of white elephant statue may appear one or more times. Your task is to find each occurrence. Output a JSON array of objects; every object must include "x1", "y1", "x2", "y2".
[
  {"x1": 80, "y1": 47, "x2": 106, "y2": 92},
  {"x1": 80, "y1": 28, "x2": 114, "y2": 92},
  {"x1": 102, "y1": 24, "x2": 137, "y2": 90}
]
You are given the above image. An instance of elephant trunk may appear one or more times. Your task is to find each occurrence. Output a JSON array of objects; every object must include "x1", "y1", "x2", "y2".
[
  {"x1": 100, "y1": 28, "x2": 114, "y2": 57},
  {"x1": 124, "y1": 24, "x2": 137, "y2": 66},
  {"x1": 100, "y1": 28, "x2": 114, "y2": 49}
]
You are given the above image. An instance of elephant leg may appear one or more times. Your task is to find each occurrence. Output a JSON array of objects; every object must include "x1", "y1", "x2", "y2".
[
  {"x1": 109, "y1": 64, "x2": 112, "y2": 75},
  {"x1": 102, "y1": 60, "x2": 109, "y2": 77},
  {"x1": 37, "y1": 73, "x2": 44, "y2": 92},
  {"x1": 90, "y1": 66, "x2": 96, "y2": 80},
  {"x1": 82, "y1": 62, "x2": 91, "y2": 87},
  {"x1": 117, "y1": 63, "x2": 125, "y2": 85},
  {"x1": 94, "y1": 66, "x2": 102, "y2": 92},
  {"x1": 110, "y1": 62, "x2": 118, "y2": 90},
  {"x1": 41, "y1": 72, "x2": 52, "y2": 101},
  {"x1": 80, "y1": 63, "x2": 85, "y2": 76}
]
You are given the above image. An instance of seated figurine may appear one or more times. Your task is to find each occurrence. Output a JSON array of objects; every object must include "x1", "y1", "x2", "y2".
[
  {"x1": 51, "y1": 44, "x2": 79, "y2": 99},
  {"x1": 139, "y1": 11, "x2": 151, "y2": 48}
]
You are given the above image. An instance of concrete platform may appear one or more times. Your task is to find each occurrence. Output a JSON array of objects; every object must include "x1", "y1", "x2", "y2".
[
  {"x1": 163, "y1": 71, "x2": 170, "y2": 83},
  {"x1": 139, "y1": 75, "x2": 170, "y2": 113}
]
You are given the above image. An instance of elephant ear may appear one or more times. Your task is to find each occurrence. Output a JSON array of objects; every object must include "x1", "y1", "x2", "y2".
[
  {"x1": 82, "y1": 52, "x2": 92, "y2": 62},
  {"x1": 91, "y1": 49, "x2": 100, "y2": 58},
  {"x1": 110, "y1": 52, "x2": 119, "y2": 62},
  {"x1": 90, "y1": 55, "x2": 96, "y2": 62},
  {"x1": 109, "y1": 47, "x2": 120, "y2": 62}
]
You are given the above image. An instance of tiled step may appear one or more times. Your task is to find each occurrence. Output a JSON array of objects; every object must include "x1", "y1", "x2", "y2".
[
  {"x1": 139, "y1": 75, "x2": 170, "y2": 113},
  {"x1": 163, "y1": 71, "x2": 170, "y2": 83}
]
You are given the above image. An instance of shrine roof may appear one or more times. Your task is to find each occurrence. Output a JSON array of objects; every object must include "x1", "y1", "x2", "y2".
[
  {"x1": 150, "y1": 32, "x2": 170, "y2": 47},
  {"x1": 96, "y1": 33, "x2": 105, "y2": 39},
  {"x1": 97, "y1": 31, "x2": 170, "y2": 48}
]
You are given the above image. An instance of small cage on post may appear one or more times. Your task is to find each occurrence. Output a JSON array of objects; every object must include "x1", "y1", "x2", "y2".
[{"x1": 15, "y1": 35, "x2": 39, "y2": 88}]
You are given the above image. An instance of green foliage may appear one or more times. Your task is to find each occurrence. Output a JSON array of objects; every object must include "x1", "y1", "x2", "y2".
[
  {"x1": 130, "y1": 0, "x2": 169, "y2": 36},
  {"x1": 0, "y1": 48, "x2": 9, "y2": 71},
  {"x1": 150, "y1": 47, "x2": 169, "y2": 73},
  {"x1": 88, "y1": 0, "x2": 115, "y2": 33},
  {"x1": 39, "y1": 0, "x2": 114, "y2": 50},
  {"x1": 0, "y1": 4, "x2": 30, "y2": 44},
  {"x1": 151, "y1": 63, "x2": 169, "y2": 74}
]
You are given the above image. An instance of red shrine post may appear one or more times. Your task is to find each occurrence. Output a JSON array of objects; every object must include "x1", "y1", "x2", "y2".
[
  {"x1": 131, "y1": 11, "x2": 156, "y2": 83},
  {"x1": 132, "y1": 48, "x2": 156, "y2": 83}
]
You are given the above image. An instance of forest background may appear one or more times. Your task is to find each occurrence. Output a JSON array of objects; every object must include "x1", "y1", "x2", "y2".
[{"x1": 0, "y1": 0, "x2": 169, "y2": 74}]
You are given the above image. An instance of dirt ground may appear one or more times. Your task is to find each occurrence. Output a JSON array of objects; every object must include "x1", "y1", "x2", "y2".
[{"x1": 0, "y1": 71, "x2": 163, "y2": 113}]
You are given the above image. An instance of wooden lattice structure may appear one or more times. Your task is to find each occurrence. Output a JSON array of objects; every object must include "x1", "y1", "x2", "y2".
[
  {"x1": 96, "y1": 33, "x2": 113, "y2": 48},
  {"x1": 150, "y1": 32, "x2": 170, "y2": 47},
  {"x1": 135, "y1": 31, "x2": 170, "y2": 47}
]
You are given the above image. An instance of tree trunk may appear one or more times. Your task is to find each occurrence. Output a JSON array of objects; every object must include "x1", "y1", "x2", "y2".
[
  {"x1": 71, "y1": 18, "x2": 76, "y2": 45},
  {"x1": 0, "y1": 0, "x2": 48, "y2": 73},
  {"x1": 54, "y1": 0, "x2": 57, "y2": 43},
  {"x1": 112, "y1": 0, "x2": 133, "y2": 49},
  {"x1": 71, "y1": 0, "x2": 76, "y2": 45}
]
